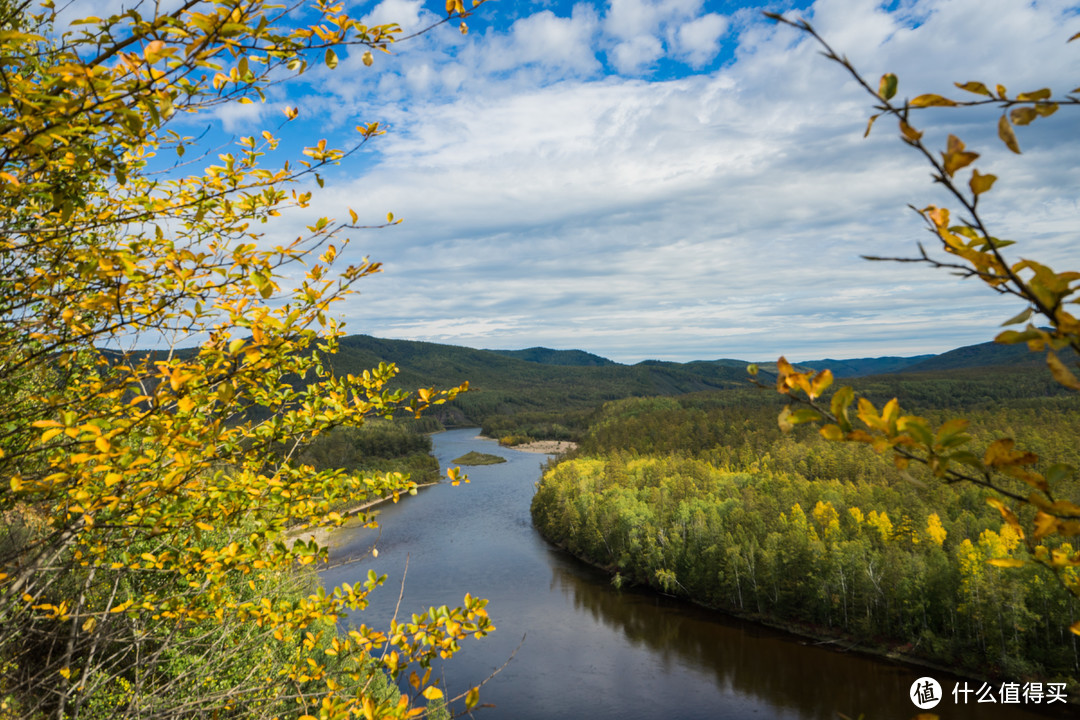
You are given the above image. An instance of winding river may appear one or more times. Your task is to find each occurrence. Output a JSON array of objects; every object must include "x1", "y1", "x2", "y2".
[{"x1": 320, "y1": 429, "x2": 1072, "y2": 720}]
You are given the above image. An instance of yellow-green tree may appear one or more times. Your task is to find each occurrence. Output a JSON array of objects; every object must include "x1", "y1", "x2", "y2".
[
  {"x1": 762, "y1": 14, "x2": 1080, "y2": 626},
  {"x1": 0, "y1": 1, "x2": 491, "y2": 718}
]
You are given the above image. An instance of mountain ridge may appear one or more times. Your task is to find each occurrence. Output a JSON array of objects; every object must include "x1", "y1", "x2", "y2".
[{"x1": 320, "y1": 333, "x2": 1075, "y2": 429}]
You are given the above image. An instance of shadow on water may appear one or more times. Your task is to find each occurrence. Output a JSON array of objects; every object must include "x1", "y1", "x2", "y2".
[{"x1": 321, "y1": 429, "x2": 1074, "y2": 720}]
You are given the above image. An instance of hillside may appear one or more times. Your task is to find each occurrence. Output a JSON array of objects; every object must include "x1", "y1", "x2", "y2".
[
  {"x1": 902, "y1": 337, "x2": 1077, "y2": 373},
  {"x1": 326, "y1": 335, "x2": 750, "y2": 426},
  {"x1": 488, "y1": 347, "x2": 617, "y2": 366},
  {"x1": 793, "y1": 354, "x2": 934, "y2": 377},
  {"x1": 319, "y1": 334, "x2": 1078, "y2": 439}
]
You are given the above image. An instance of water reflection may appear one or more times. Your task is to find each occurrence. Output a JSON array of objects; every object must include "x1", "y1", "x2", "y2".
[{"x1": 321, "y1": 430, "x2": 1072, "y2": 720}]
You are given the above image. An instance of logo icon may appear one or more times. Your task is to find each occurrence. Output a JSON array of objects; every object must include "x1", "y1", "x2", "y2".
[{"x1": 911, "y1": 677, "x2": 942, "y2": 709}]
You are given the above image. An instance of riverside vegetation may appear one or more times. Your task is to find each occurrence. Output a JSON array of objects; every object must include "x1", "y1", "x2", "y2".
[{"x1": 531, "y1": 390, "x2": 1080, "y2": 684}]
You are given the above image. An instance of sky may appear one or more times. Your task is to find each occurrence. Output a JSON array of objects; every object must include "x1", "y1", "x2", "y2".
[{"x1": 199, "y1": 0, "x2": 1080, "y2": 363}]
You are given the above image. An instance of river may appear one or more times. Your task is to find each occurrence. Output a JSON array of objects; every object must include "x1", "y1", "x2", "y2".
[{"x1": 320, "y1": 429, "x2": 1072, "y2": 720}]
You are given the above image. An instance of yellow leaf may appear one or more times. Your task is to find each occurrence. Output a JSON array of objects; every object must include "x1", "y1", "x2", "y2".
[
  {"x1": 422, "y1": 685, "x2": 444, "y2": 700},
  {"x1": 94, "y1": 436, "x2": 111, "y2": 453},
  {"x1": 820, "y1": 424, "x2": 843, "y2": 441},
  {"x1": 988, "y1": 558, "x2": 1025, "y2": 568},
  {"x1": 778, "y1": 405, "x2": 794, "y2": 433},
  {"x1": 177, "y1": 396, "x2": 194, "y2": 413},
  {"x1": 1035, "y1": 102, "x2": 1059, "y2": 118},
  {"x1": 863, "y1": 112, "x2": 879, "y2": 138},
  {"x1": 809, "y1": 368, "x2": 832, "y2": 399},
  {"x1": 196, "y1": 522, "x2": 214, "y2": 532},
  {"x1": 32, "y1": 420, "x2": 63, "y2": 428},
  {"x1": 1047, "y1": 352, "x2": 1080, "y2": 390},
  {"x1": 324, "y1": 48, "x2": 338, "y2": 69},
  {"x1": 1016, "y1": 88, "x2": 1051, "y2": 101},
  {"x1": 1009, "y1": 107, "x2": 1038, "y2": 126},
  {"x1": 986, "y1": 497, "x2": 1024, "y2": 538},
  {"x1": 997, "y1": 114, "x2": 1020, "y2": 154},
  {"x1": 969, "y1": 169, "x2": 996, "y2": 196},
  {"x1": 941, "y1": 134, "x2": 978, "y2": 177},
  {"x1": 466, "y1": 686, "x2": 480, "y2": 710},
  {"x1": 362, "y1": 51, "x2": 373, "y2": 67},
  {"x1": 898, "y1": 120, "x2": 923, "y2": 142},
  {"x1": 954, "y1": 81, "x2": 990, "y2": 96},
  {"x1": 1034, "y1": 512, "x2": 1058, "y2": 540},
  {"x1": 909, "y1": 94, "x2": 956, "y2": 107},
  {"x1": 144, "y1": 40, "x2": 166, "y2": 64},
  {"x1": 983, "y1": 438, "x2": 1036, "y2": 467}
]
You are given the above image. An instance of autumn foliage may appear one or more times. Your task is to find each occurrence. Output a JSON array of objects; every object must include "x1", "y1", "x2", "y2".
[
  {"x1": 762, "y1": 14, "x2": 1080, "y2": 623},
  {"x1": 0, "y1": 1, "x2": 489, "y2": 717}
]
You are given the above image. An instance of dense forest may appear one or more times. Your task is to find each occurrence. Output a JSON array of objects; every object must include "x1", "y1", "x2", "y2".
[
  {"x1": 321, "y1": 334, "x2": 1079, "y2": 448},
  {"x1": 296, "y1": 417, "x2": 444, "y2": 490},
  {"x1": 531, "y1": 388, "x2": 1080, "y2": 685}
]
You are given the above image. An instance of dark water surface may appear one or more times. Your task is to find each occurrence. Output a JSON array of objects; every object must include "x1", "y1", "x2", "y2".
[{"x1": 320, "y1": 429, "x2": 1072, "y2": 720}]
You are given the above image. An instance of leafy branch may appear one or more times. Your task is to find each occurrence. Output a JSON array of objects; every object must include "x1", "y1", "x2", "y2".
[{"x1": 761, "y1": 13, "x2": 1080, "y2": 615}]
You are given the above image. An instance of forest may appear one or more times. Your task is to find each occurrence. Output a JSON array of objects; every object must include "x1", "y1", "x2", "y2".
[{"x1": 531, "y1": 385, "x2": 1080, "y2": 685}]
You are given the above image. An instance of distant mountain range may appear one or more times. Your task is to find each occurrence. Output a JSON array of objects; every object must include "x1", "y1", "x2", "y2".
[
  {"x1": 322, "y1": 334, "x2": 1075, "y2": 425},
  {"x1": 489, "y1": 339, "x2": 1067, "y2": 378},
  {"x1": 791, "y1": 355, "x2": 936, "y2": 378}
]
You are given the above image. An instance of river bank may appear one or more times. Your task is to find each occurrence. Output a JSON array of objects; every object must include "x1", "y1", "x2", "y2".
[
  {"x1": 321, "y1": 429, "x2": 1064, "y2": 720},
  {"x1": 491, "y1": 436, "x2": 578, "y2": 454},
  {"x1": 286, "y1": 481, "x2": 439, "y2": 548},
  {"x1": 537, "y1": 529, "x2": 1076, "y2": 707}
]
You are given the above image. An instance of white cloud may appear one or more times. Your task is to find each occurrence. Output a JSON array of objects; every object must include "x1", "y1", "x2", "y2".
[
  {"x1": 259, "y1": 0, "x2": 1080, "y2": 362},
  {"x1": 609, "y1": 34, "x2": 664, "y2": 73},
  {"x1": 212, "y1": 99, "x2": 266, "y2": 133},
  {"x1": 603, "y1": 0, "x2": 665, "y2": 40},
  {"x1": 363, "y1": 0, "x2": 427, "y2": 33},
  {"x1": 674, "y1": 13, "x2": 728, "y2": 68},
  {"x1": 480, "y1": 8, "x2": 602, "y2": 75}
]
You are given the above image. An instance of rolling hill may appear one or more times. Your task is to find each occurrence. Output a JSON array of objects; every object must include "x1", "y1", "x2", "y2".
[{"x1": 320, "y1": 334, "x2": 1077, "y2": 433}]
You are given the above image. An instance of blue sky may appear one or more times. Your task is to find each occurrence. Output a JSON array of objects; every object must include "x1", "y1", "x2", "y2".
[{"x1": 201, "y1": 0, "x2": 1079, "y2": 363}]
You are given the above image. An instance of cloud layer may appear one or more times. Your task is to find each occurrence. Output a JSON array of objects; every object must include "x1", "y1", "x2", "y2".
[{"x1": 239, "y1": 0, "x2": 1080, "y2": 363}]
